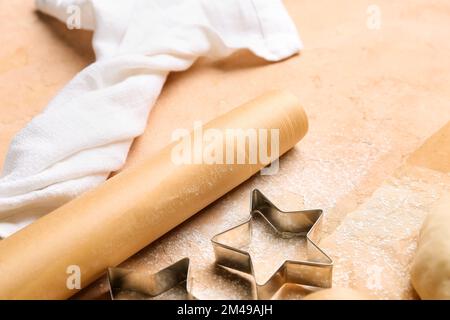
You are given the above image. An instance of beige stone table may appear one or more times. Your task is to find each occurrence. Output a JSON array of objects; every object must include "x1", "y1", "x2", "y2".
[{"x1": 0, "y1": 0, "x2": 449, "y2": 299}]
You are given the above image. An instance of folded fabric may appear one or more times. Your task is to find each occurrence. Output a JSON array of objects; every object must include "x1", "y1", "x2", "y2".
[{"x1": 0, "y1": 0, "x2": 302, "y2": 238}]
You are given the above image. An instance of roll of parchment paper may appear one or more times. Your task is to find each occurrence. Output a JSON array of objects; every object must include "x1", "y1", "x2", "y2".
[{"x1": 0, "y1": 90, "x2": 308, "y2": 299}]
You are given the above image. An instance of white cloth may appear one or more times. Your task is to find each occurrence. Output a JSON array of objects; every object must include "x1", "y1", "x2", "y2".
[{"x1": 0, "y1": 0, "x2": 301, "y2": 238}]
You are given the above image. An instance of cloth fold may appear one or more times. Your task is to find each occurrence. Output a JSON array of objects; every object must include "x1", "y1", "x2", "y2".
[{"x1": 0, "y1": 0, "x2": 302, "y2": 238}]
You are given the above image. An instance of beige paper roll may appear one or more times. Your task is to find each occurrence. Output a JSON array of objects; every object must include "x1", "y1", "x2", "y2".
[{"x1": 0, "y1": 90, "x2": 308, "y2": 299}]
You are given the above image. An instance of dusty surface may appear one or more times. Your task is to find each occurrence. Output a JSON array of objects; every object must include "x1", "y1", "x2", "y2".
[
  {"x1": 322, "y1": 122, "x2": 450, "y2": 300},
  {"x1": 1, "y1": 0, "x2": 449, "y2": 299},
  {"x1": 322, "y1": 164, "x2": 450, "y2": 299},
  {"x1": 321, "y1": 122, "x2": 450, "y2": 300}
]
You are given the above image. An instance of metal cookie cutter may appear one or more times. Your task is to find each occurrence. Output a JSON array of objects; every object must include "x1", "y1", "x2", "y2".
[
  {"x1": 211, "y1": 189, "x2": 333, "y2": 299},
  {"x1": 107, "y1": 258, "x2": 196, "y2": 300}
]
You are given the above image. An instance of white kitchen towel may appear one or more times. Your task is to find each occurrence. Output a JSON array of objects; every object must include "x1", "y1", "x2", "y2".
[{"x1": 0, "y1": 0, "x2": 301, "y2": 238}]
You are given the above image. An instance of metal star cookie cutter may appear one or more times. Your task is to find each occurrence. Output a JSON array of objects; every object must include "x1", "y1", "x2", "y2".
[
  {"x1": 107, "y1": 258, "x2": 196, "y2": 300},
  {"x1": 211, "y1": 189, "x2": 333, "y2": 299}
]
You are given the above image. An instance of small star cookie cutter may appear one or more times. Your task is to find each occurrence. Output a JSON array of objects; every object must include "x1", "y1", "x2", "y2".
[
  {"x1": 107, "y1": 258, "x2": 196, "y2": 300},
  {"x1": 211, "y1": 189, "x2": 333, "y2": 299}
]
